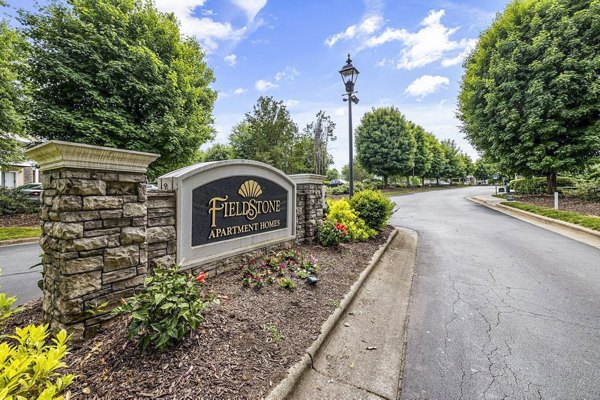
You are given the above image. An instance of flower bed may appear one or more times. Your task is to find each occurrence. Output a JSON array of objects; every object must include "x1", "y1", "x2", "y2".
[{"x1": 1, "y1": 227, "x2": 393, "y2": 399}]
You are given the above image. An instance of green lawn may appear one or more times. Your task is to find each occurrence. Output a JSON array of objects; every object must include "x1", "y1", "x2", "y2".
[
  {"x1": 502, "y1": 202, "x2": 600, "y2": 231},
  {"x1": 0, "y1": 227, "x2": 41, "y2": 241},
  {"x1": 383, "y1": 185, "x2": 468, "y2": 197}
]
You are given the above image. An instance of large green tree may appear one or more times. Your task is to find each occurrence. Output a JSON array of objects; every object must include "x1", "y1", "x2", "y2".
[
  {"x1": 355, "y1": 107, "x2": 415, "y2": 187},
  {"x1": 0, "y1": 5, "x2": 29, "y2": 167},
  {"x1": 458, "y1": 0, "x2": 600, "y2": 193},
  {"x1": 424, "y1": 134, "x2": 447, "y2": 184},
  {"x1": 203, "y1": 143, "x2": 234, "y2": 162},
  {"x1": 408, "y1": 122, "x2": 433, "y2": 185},
  {"x1": 229, "y1": 96, "x2": 298, "y2": 173},
  {"x1": 20, "y1": 0, "x2": 216, "y2": 178}
]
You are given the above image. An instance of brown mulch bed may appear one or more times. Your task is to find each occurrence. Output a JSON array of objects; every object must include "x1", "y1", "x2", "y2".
[
  {"x1": 516, "y1": 195, "x2": 600, "y2": 217},
  {"x1": 0, "y1": 213, "x2": 40, "y2": 227},
  {"x1": 1, "y1": 227, "x2": 393, "y2": 399}
]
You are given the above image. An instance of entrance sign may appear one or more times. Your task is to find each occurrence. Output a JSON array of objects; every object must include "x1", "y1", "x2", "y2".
[{"x1": 159, "y1": 160, "x2": 296, "y2": 269}]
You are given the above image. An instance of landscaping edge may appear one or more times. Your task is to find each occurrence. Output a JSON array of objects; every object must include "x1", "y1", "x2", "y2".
[
  {"x1": 266, "y1": 227, "x2": 400, "y2": 400},
  {"x1": 0, "y1": 237, "x2": 40, "y2": 248},
  {"x1": 467, "y1": 196, "x2": 600, "y2": 241}
]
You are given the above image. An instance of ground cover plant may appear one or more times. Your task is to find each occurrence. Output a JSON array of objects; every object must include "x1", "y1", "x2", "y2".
[
  {"x1": 241, "y1": 249, "x2": 319, "y2": 289},
  {"x1": 502, "y1": 201, "x2": 600, "y2": 231},
  {"x1": 0, "y1": 229, "x2": 391, "y2": 398}
]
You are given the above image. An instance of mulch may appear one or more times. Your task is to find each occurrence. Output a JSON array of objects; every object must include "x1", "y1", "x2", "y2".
[
  {"x1": 1, "y1": 227, "x2": 393, "y2": 399},
  {"x1": 0, "y1": 213, "x2": 40, "y2": 227},
  {"x1": 516, "y1": 195, "x2": 600, "y2": 217}
]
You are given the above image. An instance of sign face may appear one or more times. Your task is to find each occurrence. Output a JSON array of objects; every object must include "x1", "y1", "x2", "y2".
[{"x1": 191, "y1": 176, "x2": 288, "y2": 246}]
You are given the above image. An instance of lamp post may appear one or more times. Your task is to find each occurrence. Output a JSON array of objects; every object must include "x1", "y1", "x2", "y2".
[{"x1": 339, "y1": 54, "x2": 359, "y2": 197}]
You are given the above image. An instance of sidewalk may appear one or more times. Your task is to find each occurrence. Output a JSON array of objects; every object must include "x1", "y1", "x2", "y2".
[
  {"x1": 287, "y1": 228, "x2": 418, "y2": 400},
  {"x1": 468, "y1": 194, "x2": 600, "y2": 250}
]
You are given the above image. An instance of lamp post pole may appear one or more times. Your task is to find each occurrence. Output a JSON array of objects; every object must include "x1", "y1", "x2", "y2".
[{"x1": 339, "y1": 54, "x2": 359, "y2": 198}]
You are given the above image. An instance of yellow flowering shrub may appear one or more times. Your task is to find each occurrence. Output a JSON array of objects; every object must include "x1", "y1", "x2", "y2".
[{"x1": 326, "y1": 198, "x2": 376, "y2": 241}]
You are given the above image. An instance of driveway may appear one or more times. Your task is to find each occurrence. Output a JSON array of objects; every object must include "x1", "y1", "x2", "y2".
[
  {"x1": 391, "y1": 186, "x2": 600, "y2": 399},
  {"x1": 0, "y1": 242, "x2": 43, "y2": 305}
]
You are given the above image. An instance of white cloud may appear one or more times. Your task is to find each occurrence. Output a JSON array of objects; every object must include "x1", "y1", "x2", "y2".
[
  {"x1": 230, "y1": 0, "x2": 267, "y2": 22},
  {"x1": 274, "y1": 66, "x2": 300, "y2": 81},
  {"x1": 404, "y1": 75, "x2": 450, "y2": 99},
  {"x1": 255, "y1": 79, "x2": 278, "y2": 92},
  {"x1": 155, "y1": 0, "x2": 251, "y2": 52},
  {"x1": 441, "y1": 38, "x2": 478, "y2": 67},
  {"x1": 364, "y1": 9, "x2": 475, "y2": 70},
  {"x1": 325, "y1": 15, "x2": 384, "y2": 47},
  {"x1": 283, "y1": 99, "x2": 300, "y2": 108},
  {"x1": 224, "y1": 54, "x2": 237, "y2": 66},
  {"x1": 233, "y1": 87, "x2": 247, "y2": 95}
]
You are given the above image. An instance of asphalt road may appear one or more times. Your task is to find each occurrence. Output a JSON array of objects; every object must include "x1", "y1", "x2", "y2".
[
  {"x1": 0, "y1": 243, "x2": 43, "y2": 305},
  {"x1": 391, "y1": 186, "x2": 600, "y2": 399}
]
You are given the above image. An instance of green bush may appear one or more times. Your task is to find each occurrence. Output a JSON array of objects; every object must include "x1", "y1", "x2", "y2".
[
  {"x1": 113, "y1": 266, "x2": 216, "y2": 351},
  {"x1": 509, "y1": 176, "x2": 579, "y2": 194},
  {"x1": 0, "y1": 325, "x2": 75, "y2": 399},
  {"x1": 316, "y1": 219, "x2": 349, "y2": 246},
  {"x1": 574, "y1": 180, "x2": 600, "y2": 202},
  {"x1": 349, "y1": 190, "x2": 395, "y2": 230},
  {"x1": 331, "y1": 183, "x2": 349, "y2": 195},
  {"x1": 326, "y1": 198, "x2": 376, "y2": 241},
  {"x1": 0, "y1": 187, "x2": 38, "y2": 216}
]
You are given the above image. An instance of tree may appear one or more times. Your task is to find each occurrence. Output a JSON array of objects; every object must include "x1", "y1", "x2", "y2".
[
  {"x1": 473, "y1": 157, "x2": 496, "y2": 182},
  {"x1": 440, "y1": 139, "x2": 467, "y2": 182},
  {"x1": 0, "y1": 7, "x2": 29, "y2": 167},
  {"x1": 229, "y1": 96, "x2": 298, "y2": 173},
  {"x1": 326, "y1": 168, "x2": 339, "y2": 181},
  {"x1": 355, "y1": 107, "x2": 415, "y2": 187},
  {"x1": 341, "y1": 160, "x2": 370, "y2": 182},
  {"x1": 425, "y1": 135, "x2": 447, "y2": 184},
  {"x1": 408, "y1": 122, "x2": 433, "y2": 186},
  {"x1": 304, "y1": 111, "x2": 336, "y2": 175},
  {"x1": 20, "y1": 0, "x2": 216, "y2": 178},
  {"x1": 203, "y1": 143, "x2": 234, "y2": 162},
  {"x1": 458, "y1": 0, "x2": 600, "y2": 193}
]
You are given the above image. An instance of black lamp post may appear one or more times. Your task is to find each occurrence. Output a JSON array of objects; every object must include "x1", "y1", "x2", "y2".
[{"x1": 339, "y1": 54, "x2": 359, "y2": 197}]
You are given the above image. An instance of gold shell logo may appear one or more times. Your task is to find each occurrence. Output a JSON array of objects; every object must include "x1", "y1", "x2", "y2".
[{"x1": 238, "y1": 180, "x2": 263, "y2": 198}]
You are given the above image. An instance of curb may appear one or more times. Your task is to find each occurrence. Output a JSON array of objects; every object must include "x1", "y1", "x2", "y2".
[
  {"x1": 0, "y1": 237, "x2": 39, "y2": 248},
  {"x1": 467, "y1": 196, "x2": 600, "y2": 241},
  {"x1": 266, "y1": 228, "x2": 400, "y2": 400}
]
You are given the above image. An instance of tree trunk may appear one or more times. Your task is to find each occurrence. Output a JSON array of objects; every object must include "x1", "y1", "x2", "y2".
[
  {"x1": 406, "y1": 176, "x2": 410, "y2": 187},
  {"x1": 422, "y1": 176, "x2": 426, "y2": 187},
  {"x1": 436, "y1": 177, "x2": 439, "y2": 185},
  {"x1": 383, "y1": 175, "x2": 388, "y2": 188},
  {"x1": 546, "y1": 172, "x2": 557, "y2": 194}
]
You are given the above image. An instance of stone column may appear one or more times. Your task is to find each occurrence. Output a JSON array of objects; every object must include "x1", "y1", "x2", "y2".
[
  {"x1": 25, "y1": 141, "x2": 159, "y2": 340},
  {"x1": 289, "y1": 174, "x2": 325, "y2": 244}
]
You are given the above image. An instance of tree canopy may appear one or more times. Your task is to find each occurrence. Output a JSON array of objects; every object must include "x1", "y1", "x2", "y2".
[
  {"x1": 20, "y1": 0, "x2": 216, "y2": 178},
  {"x1": 355, "y1": 107, "x2": 415, "y2": 187},
  {"x1": 458, "y1": 0, "x2": 600, "y2": 192}
]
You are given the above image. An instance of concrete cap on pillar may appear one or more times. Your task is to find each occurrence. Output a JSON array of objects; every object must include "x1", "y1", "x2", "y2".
[{"x1": 25, "y1": 140, "x2": 160, "y2": 173}]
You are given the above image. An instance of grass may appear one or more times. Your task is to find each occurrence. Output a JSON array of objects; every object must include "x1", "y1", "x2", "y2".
[
  {"x1": 0, "y1": 227, "x2": 41, "y2": 241},
  {"x1": 502, "y1": 202, "x2": 600, "y2": 231},
  {"x1": 328, "y1": 184, "x2": 470, "y2": 199}
]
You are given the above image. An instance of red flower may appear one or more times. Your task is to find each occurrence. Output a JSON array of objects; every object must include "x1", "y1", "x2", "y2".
[{"x1": 196, "y1": 272, "x2": 207, "y2": 283}]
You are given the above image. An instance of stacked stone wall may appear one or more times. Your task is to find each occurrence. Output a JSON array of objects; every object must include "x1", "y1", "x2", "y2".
[
  {"x1": 146, "y1": 190, "x2": 177, "y2": 271},
  {"x1": 295, "y1": 182, "x2": 323, "y2": 244},
  {"x1": 39, "y1": 169, "x2": 148, "y2": 339}
]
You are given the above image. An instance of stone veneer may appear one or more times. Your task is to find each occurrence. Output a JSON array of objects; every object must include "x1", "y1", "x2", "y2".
[{"x1": 26, "y1": 141, "x2": 325, "y2": 340}]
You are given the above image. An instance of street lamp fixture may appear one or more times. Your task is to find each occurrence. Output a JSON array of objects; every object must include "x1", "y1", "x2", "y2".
[{"x1": 339, "y1": 54, "x2": 359, "y2": 197}]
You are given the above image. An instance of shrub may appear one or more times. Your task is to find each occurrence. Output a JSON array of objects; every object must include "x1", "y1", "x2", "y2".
[
  {"x1": 316, "y1": 219, "x2": 349, "y2": 246},
  {"x1": 325, "y1": 198, "x2": 376, "y2": 241},
  {"x1": 509, "y1": 176, "x2": 579, "y2": 194},
  {"x1": 113, "y1": 266, "x2": 216, "y2": 351},
  {"x1": 0, "y1": 187, "x2": 38, "y2": 216},
  {"x1": 331, "y1": 184, "x2": 349, "y2": 195},
  {"x1": 349, "y1": 190, "x2": 395, "y2": 230},
  {"x1": 0, "y1": 325, "x2": 75, "y2": 399},
  {"x1": 574, "y1": 180, "x2": 600, "y2": 202}
]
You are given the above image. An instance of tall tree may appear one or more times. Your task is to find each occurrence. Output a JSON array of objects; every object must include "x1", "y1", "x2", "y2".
[
  {"x1": 425, "y1": 134, "x2": 447, "y2": 184},
  {"x1": 458, "y1": 0, "x2": 600, "y2": 193},
  {"x1": 0, "y1": 6, "x2": 29, "y2": 167},
  {"x1": 303, "y1": 110, "x2": 336, "y2": 176},
  {"x1": 440, "y1": 139, "x2": 464, "y2": 182},
  {"x1": 229, "y1": 96, "x2": 298, "y2": 173},
  {"x1": 203, "y1": 143, "x2": 234, "y2": 162},
  {"x1": 355, "y1": 107, "x2": 415, "y2": 187},
  {"x1": 326, "y1": 168, "x2": 339, "y2": 181},
  {"x1": 341, "y1": 159, "x2": 370, "y2": 182},
  {"x1": 409, "y1": 122, "x2": 433, "y2": 186},
  {"x1": 20, "y1": 0, "x2": 216, "y2": 178}
]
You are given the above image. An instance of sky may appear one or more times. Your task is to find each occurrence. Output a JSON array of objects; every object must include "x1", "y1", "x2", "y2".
[{"x1": 4, "y1": 0, "x2": 512, "y2": 170}]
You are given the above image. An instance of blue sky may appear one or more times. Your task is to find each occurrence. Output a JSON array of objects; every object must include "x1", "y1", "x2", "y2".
[{"x1": 4, "y1": 0, "x2": 511, "y2": 170}]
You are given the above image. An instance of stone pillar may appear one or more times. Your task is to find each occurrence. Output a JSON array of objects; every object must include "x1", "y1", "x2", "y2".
[
  {"x1": 146, "y1": 190, "x2": 177, "y2": 270},
  {"x1": 289, "y1": 174, "x2": 325, "y2": 244},
  {"x1": 25, "y1": 141, "x2": 159, "y2": 340}
]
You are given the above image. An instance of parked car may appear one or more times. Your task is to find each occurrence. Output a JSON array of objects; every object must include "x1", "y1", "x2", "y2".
[
  {"x1": 328, "y1": 179, "x2": 347, "y2": 188},
  {"x1": 146, "y1": 183, "x2": 159, "y2": 190},
  {"x1": 15, "y1": 183, "x2": 43, "y2": 203}
]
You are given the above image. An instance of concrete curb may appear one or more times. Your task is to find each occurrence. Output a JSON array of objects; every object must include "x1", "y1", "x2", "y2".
[
  {"x1": 0, "y1": 237, "x2": 39, "y2": 248},
  {"x1": 467, "y1": 196, "x2": 600, "y2": 240},
  {"x1": 266, "y1": 228, "x2": 400, "y2": 400}
]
